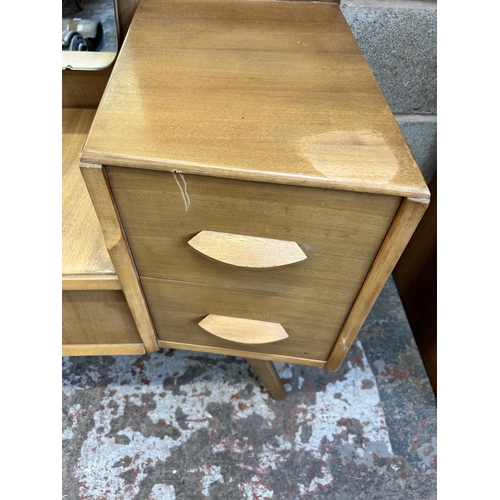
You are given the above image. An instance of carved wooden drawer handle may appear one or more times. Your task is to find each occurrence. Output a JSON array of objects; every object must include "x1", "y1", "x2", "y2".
[
  {"x1": 198, "y1": 314, "x2": 289, "y2": 344},
  {"x1": 188, "y1": 231, "x2": 307, "y2": 269}
]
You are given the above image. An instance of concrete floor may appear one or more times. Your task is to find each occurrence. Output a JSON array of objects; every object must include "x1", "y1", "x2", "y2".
[{"x1": 62, "y1": 277, "x2": 437, "y2": 499}]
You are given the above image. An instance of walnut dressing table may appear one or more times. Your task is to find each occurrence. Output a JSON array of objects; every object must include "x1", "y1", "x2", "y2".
[{"x1": 79, "y1": 0, "x2": 429, "y2": 399}]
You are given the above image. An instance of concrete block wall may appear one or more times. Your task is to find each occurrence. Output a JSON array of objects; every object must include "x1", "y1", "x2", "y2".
[{"x1": 341, "y1": 0, "x2": 437, "y2": 184}]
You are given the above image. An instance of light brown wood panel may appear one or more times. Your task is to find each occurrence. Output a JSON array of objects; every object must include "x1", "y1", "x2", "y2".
[
  {"x1": 245, "y1": 358, "x2": 287, "y2": 400},
  {"x1": 80, "y1": 163, "x2": 159, "y2": 352},
  {"x1": 63, "y1": 344, "x2": 145, "y2": 356},
  {"x1": 141, "y1": 276, "x2": 350, "y2": 361},
  {"x1": 62, "y1": 290, "x2": 143, "y2": 345},
  {"x1": 113, "y1": 0, "x2": 341, "y2": 49},
  {"x1": 62, "y1": 67, "x2": 113, "y2": 108},
  {"x1": 62, "y1": 108, "x2": 116, "y2": 280},
  {"x1": 326, "y1": 197, "x2": 429, "y2": 371},
  {"x1": 107, "y1": 167, "x2": 401, "y2": 301},
  {"x1": 81, "y1": 0, "x2": 429, "y2": 200}
]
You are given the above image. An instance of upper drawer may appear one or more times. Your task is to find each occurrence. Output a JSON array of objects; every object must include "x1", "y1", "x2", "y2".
[{"x1": 107, "y1": 166, "x2": 400, "y2": 300}]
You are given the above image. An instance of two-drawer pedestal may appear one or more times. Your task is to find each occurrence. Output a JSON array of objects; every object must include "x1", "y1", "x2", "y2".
[
  {"x1": 80, "y1": 0, "x2": 430, "y2": 382},
  {"x1": 105, "y1": 166, "x2": 401, "y2": 365}
]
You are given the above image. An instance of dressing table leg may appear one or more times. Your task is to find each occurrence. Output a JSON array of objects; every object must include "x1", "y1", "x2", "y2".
[{"x1": 245, "y1": 358, "x2": 286, "y2": 400}]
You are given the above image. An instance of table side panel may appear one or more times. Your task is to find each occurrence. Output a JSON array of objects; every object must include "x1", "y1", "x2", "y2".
[{"x1": 62, "y1": 289, "x2": 143, "y2": 345}]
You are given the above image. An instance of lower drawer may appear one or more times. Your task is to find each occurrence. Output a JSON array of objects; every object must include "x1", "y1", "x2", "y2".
[
  {"x1": 142, "y1": 277, "x2": 347, "y2": 363},
  {"x1": 62, "y1": 289, "x2": 145, "y2": 355}
]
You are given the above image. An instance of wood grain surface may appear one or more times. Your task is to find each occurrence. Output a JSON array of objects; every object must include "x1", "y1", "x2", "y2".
[
  {"x1": 62, "y1": 67, "x2": 114, "y2": 108},
  {"x1": 114, "y1": 0, "x2": 340, "y2": 48},
  {"x1": 62, "y1": 108, "x2": 116, "y2": 281},
  {"x1": 325, "y1": 197, "x2": 430, "y2": 371},
  {"x1": 82, "y1": 0, "x2": 429, "y2": 199},
  {"x1": 62, "y1": 289, "x2": 143, "y2": 345}
]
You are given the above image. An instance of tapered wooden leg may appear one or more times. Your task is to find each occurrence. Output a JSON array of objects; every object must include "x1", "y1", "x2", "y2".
[{"x1": 245, "y1": 358, "x2": 287, "y2": 400}]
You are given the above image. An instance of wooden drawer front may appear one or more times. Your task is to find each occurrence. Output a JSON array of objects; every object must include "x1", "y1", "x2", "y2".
[
  {"x1": 143, "y1": 277, "x2": 358, "y2": 362},
  {"x1": 62, "y1": 290, "x2": 143, "y2": 346},
  {"x1": 107, "y1": 167, "x2": 401, "y2": 303}
]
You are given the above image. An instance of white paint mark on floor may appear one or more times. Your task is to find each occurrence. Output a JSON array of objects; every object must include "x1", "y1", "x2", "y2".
[
  {"x1": 200, "y1": 463, "x2": 224, "y2": 497},
  {"x1": 291, "y1": 341, "x2": 392, "y2": 466},
  {"x1": 62, "y1": 428, "x2": 74, "y2": 440},
  {"x1": 149, "y1": 483, "x2": 176, "y2": 499},
  {"x1": 308, "y1": 465, "x2": 334, "y2": 492},
  {"x1": 239, "y1": 477, "x2": 274, "y2": 499}
]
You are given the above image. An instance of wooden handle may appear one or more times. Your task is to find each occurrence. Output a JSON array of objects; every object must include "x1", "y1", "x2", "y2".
[
  {"x1": 198, "y1": 315, "x2": 289, "y2": 344},
  {"x1": 188, "y1": 231, "x2": 307, "y2": 269}
]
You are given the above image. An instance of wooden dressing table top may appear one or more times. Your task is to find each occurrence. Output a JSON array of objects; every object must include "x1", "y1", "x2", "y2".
[{"x1": 81, "y1": 0, "x2": 429, "y2": 200}]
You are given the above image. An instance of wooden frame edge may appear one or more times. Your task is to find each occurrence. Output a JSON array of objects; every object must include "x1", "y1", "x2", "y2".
[
  {"x1": 79, "y1": 162, "x2": 160, "y2": 352},
  {"x1": 157, "y1": 340, "x2": 326, "y2": 367},
  {"x1": 325, "y1": 197, "x2": 430, "y2": 371},
  {"x1": 62, "y1": 343, "x2": 146, "y2": 356},
  {"x1": 62, "y1": 274, "x2": 122, "y2": 290}
]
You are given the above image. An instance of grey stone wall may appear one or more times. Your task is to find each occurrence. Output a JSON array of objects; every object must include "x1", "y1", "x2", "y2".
[{"x1": 341, "y1": 0, "x2": 437, "y2": 184}]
